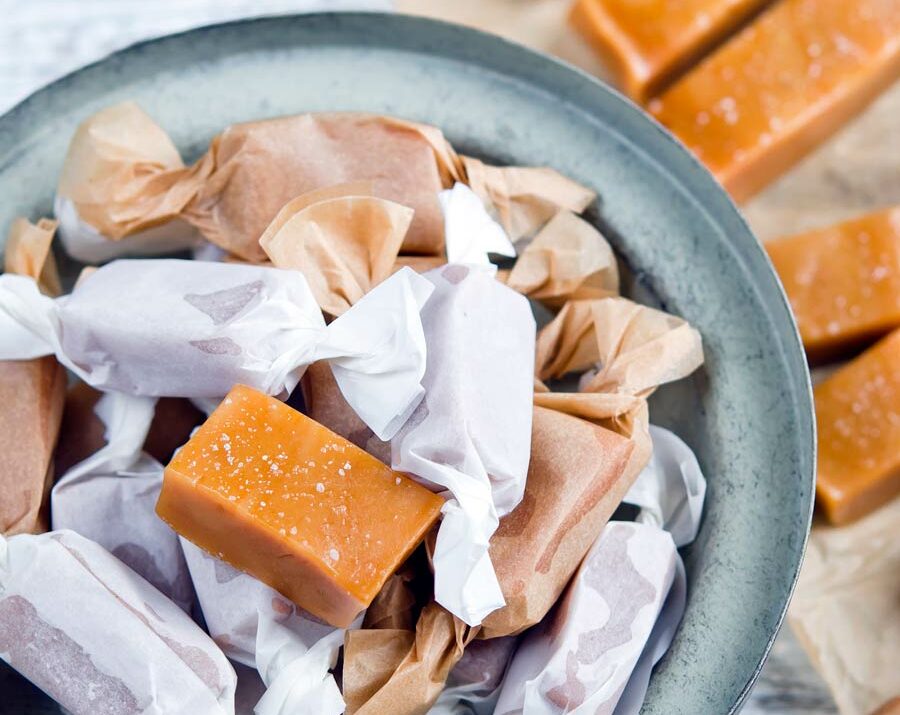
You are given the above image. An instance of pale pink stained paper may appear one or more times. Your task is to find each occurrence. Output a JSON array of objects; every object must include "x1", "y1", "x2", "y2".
[{"x1": 0, "y1": 530, "x2": 235, "y2": 714}]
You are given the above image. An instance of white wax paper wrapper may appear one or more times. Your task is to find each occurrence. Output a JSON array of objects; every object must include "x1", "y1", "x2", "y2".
[
  {"x1": 54, "y1": 195, "x2": 201, "y2": 263},
  {"x1": 180, "y1": 538, "x2": 353, "y2": 715},
  {"x1": 494, "y1": 522, "x2": 677, "y2": 715},
  {"x1": 51, "y1": 391, "x2": 194, "y2": 612},
  {"x1": 0, "y1": 259, "x2": 433, "y2": 440},
  {"x1": 623, "y1": 425, "x2": 706, "y2": 548},
  {"x1": 429, "y1": 636, "x2": 518, "y2": 715},
  {"x1": 440, "y1": 183, "x2": 516, "y2": 266},
  {"x1": 0, "y1": 530, "x2": 236, "y2": 714},
  {"x1": 392, "y1": 264, "x2": 535, "y2": 626}
]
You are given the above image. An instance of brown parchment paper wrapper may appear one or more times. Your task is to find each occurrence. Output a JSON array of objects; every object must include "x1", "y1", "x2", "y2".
[
  {"x1": 480, "y1": 405, "x2": 635, "y2": 638},
  {"x1": 1, "y1": 217, "x2": 66, "y2": 536},
  {"x1": 260, "y1": 184, "x2": 413, "y2": 317},
  {"x1": 535, "y1": 297, "x2": 704, "y2": 388},
  {"x1": 461, "y1": 156, "x2": 596, "y2": 241},
  {"x1": 343, "y1": 602, "x2": 477, "y2": 715},
  {"x1": 4, "y1": 218, "x2": 60, "y2": 297},
  {"x1": 57, "y1": 102, "x2": 210, "y2": 239},
  {"x1": 505, "y1": 210, "x2": 618, "y2": 306},
  {"x1": 788, "y1": 498, "x2": 900, "y2": 715},
  {"x1": 182, "y1": 113, "x2": 446, "y2": 261},
  {"x1": 53, "y1": 381, "x2": 204, "y2": 477},
  {"x1": 59, "y1": 105, "x2": 447, "y2": 261}
]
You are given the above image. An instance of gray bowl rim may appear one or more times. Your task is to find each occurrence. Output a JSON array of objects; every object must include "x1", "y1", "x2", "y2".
[{"x1": 0, "y1": 11, "x2": 816, "y2": 714}]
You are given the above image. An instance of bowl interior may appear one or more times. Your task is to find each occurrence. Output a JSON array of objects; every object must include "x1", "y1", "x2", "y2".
[{"x1": 0, "y1": 13, "x2": 814, "y2": 714}]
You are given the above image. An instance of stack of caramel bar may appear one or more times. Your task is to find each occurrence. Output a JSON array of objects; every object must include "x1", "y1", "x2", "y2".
[{"x1": 573, "y1": 0, "x2": 900, "y2": 527}]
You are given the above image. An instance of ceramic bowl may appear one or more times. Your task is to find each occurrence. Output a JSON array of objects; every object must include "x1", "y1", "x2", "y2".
[{"x1": 0, "y1": 13, "x2": 814, "y2": 714}]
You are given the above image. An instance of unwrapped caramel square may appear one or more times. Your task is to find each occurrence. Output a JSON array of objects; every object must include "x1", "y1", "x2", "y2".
[
  {"x1": 768, "y1": 207, "x2": 900, "y2": 363},
  {"x1": 157, "y1": 385, "x2": 443, "y2": 627},
  {"x1": 815, "y1": 328, "x2": 900, "y2": 525},
  {"x1": 651, "y1": 0, "x2": 900, "y2": 201},
  {"x1": 570, "y1": 0, "x2": 769, "y2": 102}
]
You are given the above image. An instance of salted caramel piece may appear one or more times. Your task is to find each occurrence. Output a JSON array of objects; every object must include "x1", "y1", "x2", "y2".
[
  {"x1": 815, "y1": 329, "x2": 900, "y2": 525},
  {"x1": 157, "y1": 384, "x2": 443, "y2": 627},
  {"x1": 651, "y1": 0, "x2": 900, "y2": 202},
  {"x1": 768, "y1": 207, "x2": 900, "y2": 363},
  {"x1": 0, "y1": 358, "x2": 66, "y2": 536},
  {"x1": 569, "y1": 0, "x2": 769, "y2": 102}
]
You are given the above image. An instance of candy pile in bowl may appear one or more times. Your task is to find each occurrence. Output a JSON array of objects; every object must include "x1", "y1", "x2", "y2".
[{"x1": 0, "y1": 103, "x2": 706, "y2": 715}]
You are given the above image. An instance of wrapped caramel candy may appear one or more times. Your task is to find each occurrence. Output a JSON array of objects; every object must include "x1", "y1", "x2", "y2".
[
  {"x1": 1, "y1": 218, "x2": 66, "y2": 536},
  {"x1": 0, "y1": 530, "x2": 236, "y2": 714},
  {"x1": 392, "y1": 264, "x2": 535, "y2": 626},
  {"x1": 56, "y1": 103, "x2": 595, "y2": 263},
  {"x1": 342, "y1": 281, "x2": 704, "y2": 714},
  {"x1": 0, "y1": 259, "x2": 433, "y2": 440}
]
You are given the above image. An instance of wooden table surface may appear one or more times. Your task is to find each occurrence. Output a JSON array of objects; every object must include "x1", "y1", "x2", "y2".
[{"x1": 6, "y1": 0, "x2": 892, "y2": 712}]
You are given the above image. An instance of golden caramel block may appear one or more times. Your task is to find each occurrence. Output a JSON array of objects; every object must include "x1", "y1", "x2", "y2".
[
  {"x1": 157, "y1": 385, "x2": 443, "y2": 627},
  {"x1": 569, "y1": 0, "x2": 769, "y2": 102},
  {"x1": 0, "y1": 358, "x2": 66, "y2": 536},
  {"x1": 815, "y1": 329, "x2": 900, "y2": 525},
  {"x1": 651, "y1": 0, "x2": 900, "y2": 202},
  {"x1": 768, "y1": 207, "x2": 900, "y2": 364}
]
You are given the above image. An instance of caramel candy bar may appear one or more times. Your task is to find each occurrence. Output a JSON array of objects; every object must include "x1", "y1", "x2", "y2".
[
  {"x1": 157, "y1": 385, "x2": 444, "y2": 627},
  {"x1": 651, "y1": 0, "x2": 900, "y2": 201},
  {"x1": 570, "y1": 0, "x2": 769, "y2": 102},
  {"x1": 815, "y1": 328, "x2": 900, "y2": 524},
  {"x1": 767, "y1": 207, "x2": 900, "y2": 363}
]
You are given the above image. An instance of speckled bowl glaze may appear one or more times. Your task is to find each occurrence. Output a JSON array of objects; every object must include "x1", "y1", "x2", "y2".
[{"x1": 0, "y1": 12, "x2": 814, "y2": 714}]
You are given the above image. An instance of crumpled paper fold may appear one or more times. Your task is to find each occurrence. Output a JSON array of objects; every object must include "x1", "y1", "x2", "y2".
[
  {"x1": 789, "y1": 497, "x2": 900, "y2": 715},
  {"x1": 55, "y1": 102, "x2": 202, "y2": 262},
  {"x1": 51, "y1": 391, "x2": 195, "y2": 612},
  {"x1": 4, "y1": 217, "x2": 61, "y2": 296},
  {"x1": 259, "y1": 183, "x2": 413, "y2": 317},
  {"x1": 0, "y1": 217, "x2": 66, "y2": 536},
  {"x1": 180, "y1": 539, "x2": 351, "y2": 715},
  {"x1": 0, "y1": 259, "x2": 434, "y2": 440},
  {"x1": 505, "y1": 210, "x2": 618, "y2": 306},
  {"x1": 392, "y1": 264, "x2": 535, "y2": 626},
  {"x1": 461, "y1": 156, "x2": 596, "y2": 242},
  {"x1": 343, "y1": 602, "x2": 477, "y2": 715},
  {"x1": 0, "y1": 530, "x2": 236, "y2": 714}
]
